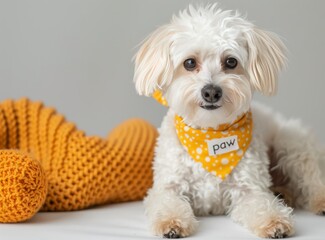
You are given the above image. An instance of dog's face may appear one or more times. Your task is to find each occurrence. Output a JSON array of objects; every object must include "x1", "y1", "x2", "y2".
[{"x1": 134, "y1": 5, "x2": 286, "y2": 128}]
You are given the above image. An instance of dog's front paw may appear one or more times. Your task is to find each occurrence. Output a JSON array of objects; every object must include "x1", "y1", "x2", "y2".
[
  {"x1": 164, "y1": 227, "x2": 181, "y2": 239},
  {"x1": 255, "y1": 217, "x2": 294, "y2": 239},
  {"x1": 309, "y1": 193, "x2": 325, "y2": 215},
  {"x1": 153, "y1": 218, "x2": 198, "y2": 238},
  {"x1": 310, "y1": 201, "x2": 325, "y2": 216}
]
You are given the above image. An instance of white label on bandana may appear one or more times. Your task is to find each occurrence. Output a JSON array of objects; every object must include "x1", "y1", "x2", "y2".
[{"x1": 206, "y1": 136, "x2": 239, "y2": 156}]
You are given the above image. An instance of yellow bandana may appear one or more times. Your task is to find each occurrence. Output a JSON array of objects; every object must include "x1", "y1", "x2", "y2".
[{"x1": 153, "y1": 91, "x2": 253, "y2": 180}]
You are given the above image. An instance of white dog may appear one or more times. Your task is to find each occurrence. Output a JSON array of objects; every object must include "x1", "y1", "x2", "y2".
[{"x1": 133, "y1": 4, "x2": 325, "y2": 239}]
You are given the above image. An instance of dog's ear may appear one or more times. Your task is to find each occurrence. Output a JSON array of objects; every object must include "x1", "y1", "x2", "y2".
[
  {"x1": 245, "y1": 28, "x2": 287, "y2": 96},
  {"x1": 133, "y1": 25, "x2": 174, "y2": 96}
]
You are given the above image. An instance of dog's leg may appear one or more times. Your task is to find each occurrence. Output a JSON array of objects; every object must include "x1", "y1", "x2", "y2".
[
  {"x1": 226, "y1": 133, "x2": 294, "y2": 238},
  {"x1": 229, "y1": 188, "x2": 294, "y2": 238},
  {"x1": 144, "y1": 187, "x2": 198, "y2": 238},
  {"x1": 272, "y1": 119, "x2": 325, "y2": 214}
]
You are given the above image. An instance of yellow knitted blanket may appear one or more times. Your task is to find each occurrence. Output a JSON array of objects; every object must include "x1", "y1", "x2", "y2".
[{"x1": 0, "y1": 98, "x2": 157, "y2": 222}]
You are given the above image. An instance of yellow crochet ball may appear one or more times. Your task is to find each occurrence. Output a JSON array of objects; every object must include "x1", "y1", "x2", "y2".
[{"x1": 0, "y1": 150, "x2": 47, "y2": 223}]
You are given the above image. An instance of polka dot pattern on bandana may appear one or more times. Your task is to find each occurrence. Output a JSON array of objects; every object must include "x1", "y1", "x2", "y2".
[
  {"x1": 174, "y1": 112, "x2": 253, "y2": 180},
  {"x1": 152, "y1": 91, "x2": 168, "y2": 106}
]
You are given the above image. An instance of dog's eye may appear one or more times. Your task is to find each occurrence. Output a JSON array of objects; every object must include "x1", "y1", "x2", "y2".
[
  {"x1": 225, "y1": 57, "x2": 237, "y2": 69},
  {"x1": 183, "y1": 58, "x2": 197, "y2": 71}
]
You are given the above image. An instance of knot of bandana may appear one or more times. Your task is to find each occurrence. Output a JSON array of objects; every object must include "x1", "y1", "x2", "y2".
[{"x1": 153, "y1": 90, "x2": 253, "y2": 180}]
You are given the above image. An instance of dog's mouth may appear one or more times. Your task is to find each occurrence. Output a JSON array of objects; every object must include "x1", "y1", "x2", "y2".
[{"x1": 200, "y1": 104, "x2": 221, "y2": 110}]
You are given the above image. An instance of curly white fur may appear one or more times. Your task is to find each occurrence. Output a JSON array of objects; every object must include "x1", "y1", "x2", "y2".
[{"x1": 134, "y1": 4, "x2": 325, "y2": 239}]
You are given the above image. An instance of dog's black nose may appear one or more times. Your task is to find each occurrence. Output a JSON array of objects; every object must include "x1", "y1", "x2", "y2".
[{"x1": 201, "y1": 84, "x2": 222, "y2": 103}]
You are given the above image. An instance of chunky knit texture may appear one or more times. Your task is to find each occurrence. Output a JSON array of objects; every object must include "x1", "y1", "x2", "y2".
[
  {"x1": 0, "y1": 150, "x2": 47, "y2": 222},
  {"x1": 0, "y1": 98, "x2": 157, "y2": 223}
]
